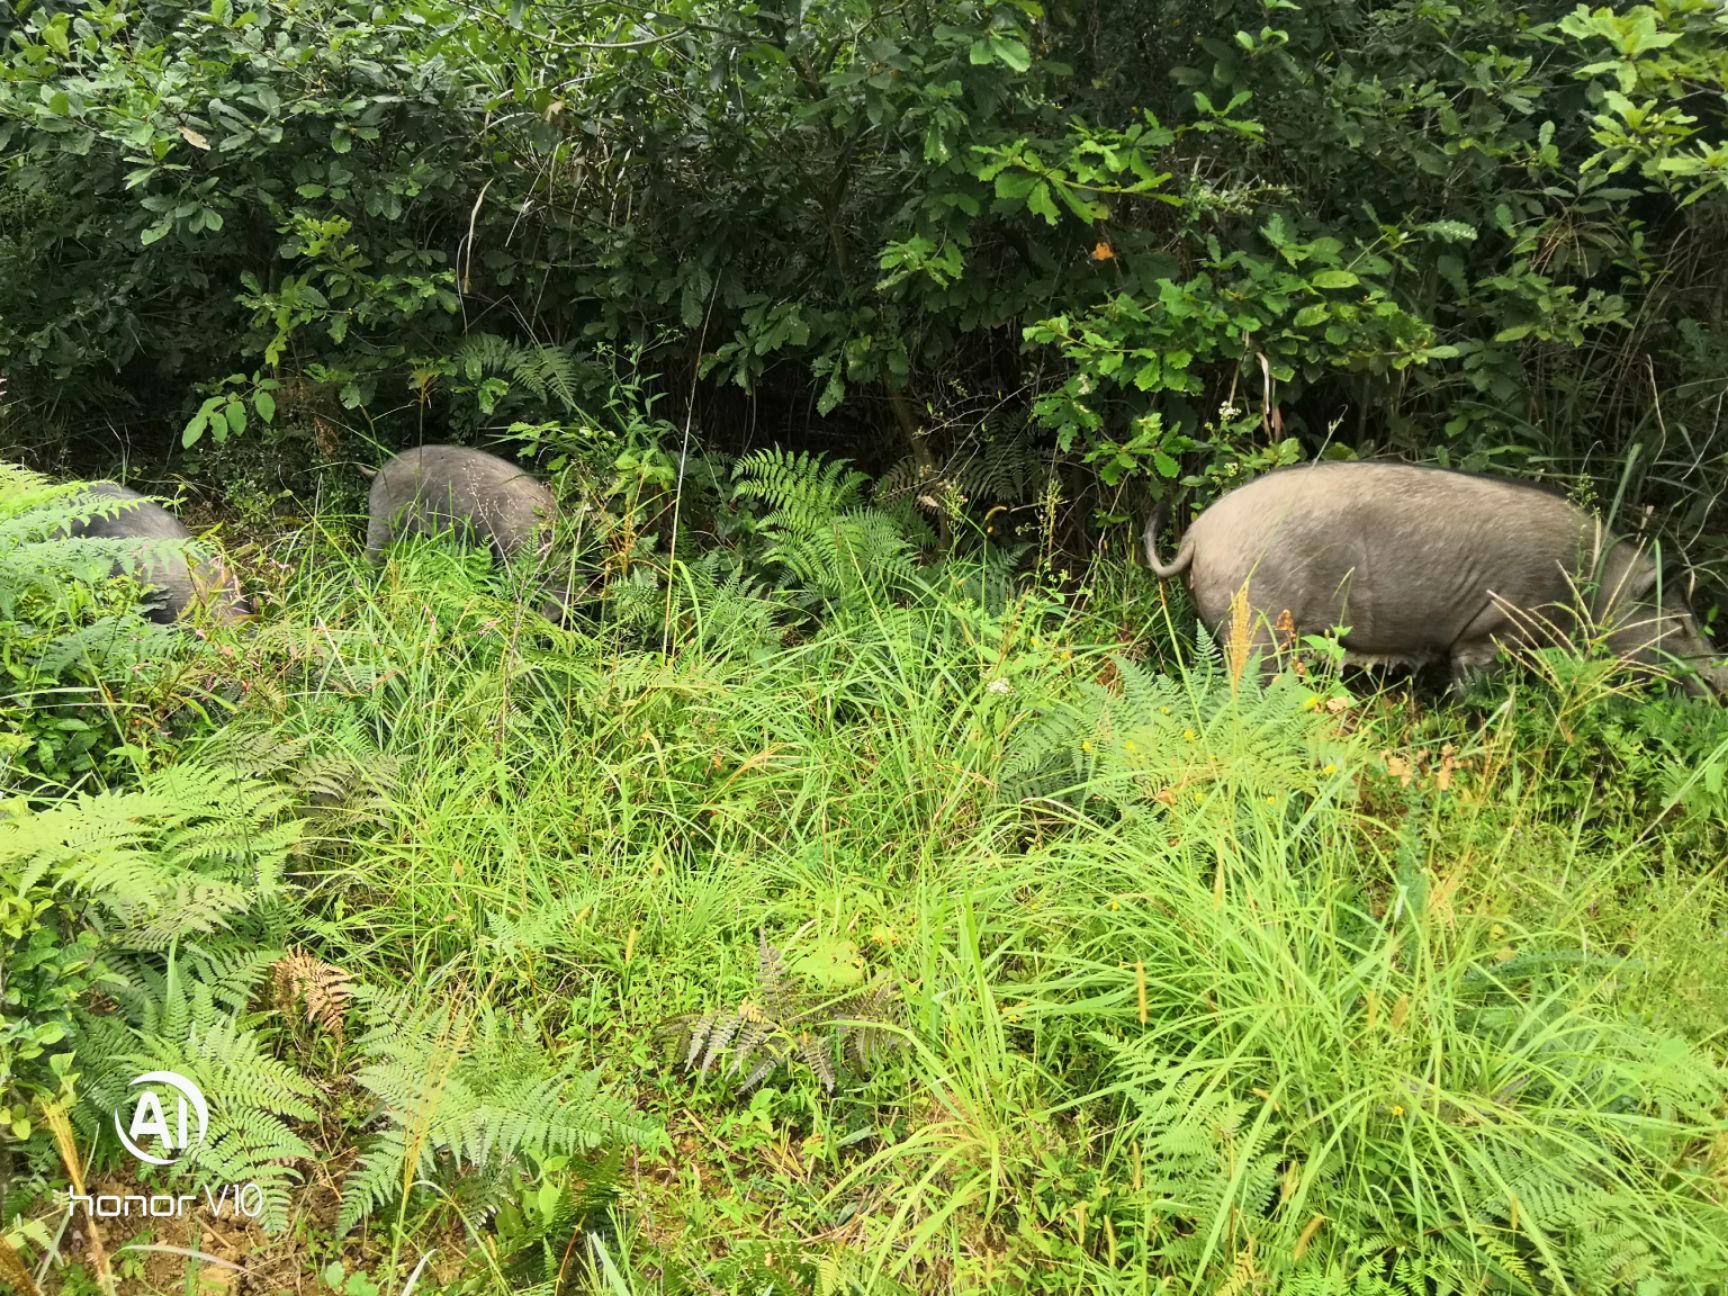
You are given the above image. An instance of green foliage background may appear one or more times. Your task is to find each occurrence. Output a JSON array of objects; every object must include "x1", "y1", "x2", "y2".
[
  {"x1": 4, "y1": 2, "x2": 1728, "y2": 1292},
  {"x1": 2, "y1": 0, "x2": 1725, "y2": 574}
]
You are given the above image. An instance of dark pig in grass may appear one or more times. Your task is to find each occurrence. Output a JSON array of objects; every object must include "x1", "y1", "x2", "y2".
[
  {"x1": 365, "y1": 444, "x2": 571, "y2": 621},
  {"x1": 1144, "y1": 461, "x2": 1728, "y2": 697},
  {"x1": 65, "y1": 482, "x2": 250, "y2": 624}
]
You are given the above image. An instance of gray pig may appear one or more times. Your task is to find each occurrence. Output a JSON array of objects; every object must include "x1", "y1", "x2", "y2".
[
  {"x1": 1144, "y1": 462, "x2": 1726, "y2": 696},
  {"x1": 64, "y1": 482, "x2": 249, "y2": 624},
  {"x1": 366, "y1": 445, "x2": 569, "y2": 618}
]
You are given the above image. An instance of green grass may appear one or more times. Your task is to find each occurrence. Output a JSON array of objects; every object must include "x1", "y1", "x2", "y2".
[{"x1": 7, "y1": 515, "x2": 1728, "y2": 1296}]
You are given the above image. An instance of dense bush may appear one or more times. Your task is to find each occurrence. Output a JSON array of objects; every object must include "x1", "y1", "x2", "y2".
[{"x1": 3, "y1": 0, "x2": 1724, "y2": 590}]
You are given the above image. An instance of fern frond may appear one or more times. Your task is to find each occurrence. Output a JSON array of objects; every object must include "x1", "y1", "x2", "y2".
[
  {"x1": 666, "y1": 939, "x2": 901, "y2": 1095},
  {"x1": 333, "y1": 985, "x2": 658, "y2": 1235},
  {"x1": 73, "y1": 956, "x2": 317, "y2": 1233},
  {"x1": 733, "y1": 449, "x2": 868, "y2": 524},
  {"x1": 272, "y1": 948, "x2": 355, "y2": 1044},
  {"x1": 452, "y1": 331, "x2": 592, "y2": 416}
]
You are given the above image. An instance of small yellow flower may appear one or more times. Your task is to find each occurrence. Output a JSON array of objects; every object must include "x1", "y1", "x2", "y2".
[
  {"x1": 1183, "y1": 728, "x2": 1195, "y2": 742},
  {"x1": 1322, "y1": 763, "x2": 1337, "y2": 775},
  {"x1": 1060, "y1": 650, "x2": 1072, "y2": 662},
  {"x1": 1125, "y1": 739, "x2": 1136, "y2": 753},
  {"x1": 1082, "y1": 740, "x2": 1094, "y2": 754},
  {"x1": 1266, "y1": 795, "x2": 1277, "y2": 805},
  {"x1": 1391, "y1": 1104, "x2": 1405, "y2": 1117},
  {"x1": 1303, "y1": 695, "x2": 1321, "y2": 710},
  {"x1": 1193, "y1": 789, "x2": 1204, "y2": 802}
]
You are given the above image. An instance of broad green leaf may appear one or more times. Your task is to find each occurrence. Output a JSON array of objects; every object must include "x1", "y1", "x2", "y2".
[
  {"x1": 990, "y1": 35, "x2": 1031, "y2": 73},
  {"x1": 816, "y1": 370, "x2": 845, "y2": 417},
  {"x1": 41, "y1": 15, "x2": 70, "y2": 56},
  {"x1": 1027, "y1": 181, "x2": 1059, "y2": 225},
  {"x1": 794, "y1": 938, "x2": 864, "y2": 989}
]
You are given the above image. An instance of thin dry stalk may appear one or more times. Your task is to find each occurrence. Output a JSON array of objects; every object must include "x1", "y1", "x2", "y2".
[{"x1": 41, "y1": 1099, "x2": 111, "y2": 1294}]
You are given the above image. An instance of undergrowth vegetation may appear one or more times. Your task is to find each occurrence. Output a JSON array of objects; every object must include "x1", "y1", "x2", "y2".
[
  {"x1": 3, "y1": 456, "x2": 1726, "y2": 1295},
  {"x1": 4, "y1": 0, "x2": 1728, "y2": 1288}
]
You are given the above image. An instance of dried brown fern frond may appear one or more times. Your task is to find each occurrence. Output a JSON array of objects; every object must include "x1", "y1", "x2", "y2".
[
  {"x1": 1224, "y1": 585, "x2": 1255, "y2": 691},
  {"x1": 0, "y1": 1234, "x2": 38, "y2": 1296},
  {"x1": 272, "y1": 947, "x2": 356, "y2": 1044}
]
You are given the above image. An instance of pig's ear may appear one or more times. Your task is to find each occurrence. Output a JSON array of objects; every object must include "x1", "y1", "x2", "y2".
[{"x1": 1593, "y1": 541, "x2": 1659, "y2": 608}]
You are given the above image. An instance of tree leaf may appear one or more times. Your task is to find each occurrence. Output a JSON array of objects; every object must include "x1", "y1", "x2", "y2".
[
  {"x1": 817, "y1": 370, "x2": 845, "y2": 417},
  {"x1": 41, "y1": 16, "x2": 70, "y2": 56},
  {"x1": 990, "y1": 35, "x2": 1031, "y2": 73},
  {"x1": 1027, "y1": 182, "x2": 1059, "y2": 225}
]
